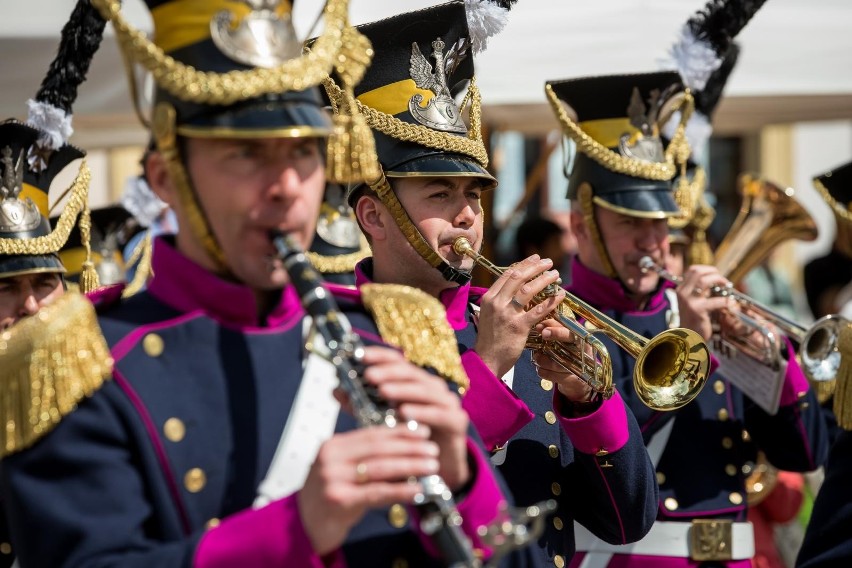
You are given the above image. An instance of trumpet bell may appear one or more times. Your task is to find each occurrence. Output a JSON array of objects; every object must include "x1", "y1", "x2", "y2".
[
  {"x1": 802, "y1": 314, "x2": 846, "y2": 382},
  {"x1": 634, "y1": 327, "x2": 711, "y2": 411}
]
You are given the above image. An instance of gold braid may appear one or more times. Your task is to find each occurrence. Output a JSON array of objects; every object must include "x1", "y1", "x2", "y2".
[
  {"x1": 90, "y1": 0, "x2": 349, "y2": 105},
  {"x1": 323, "y1": 76, "x2": 488, "y2": 167},
  {"x1": 813, "y1": 177, "x2": 852, "y2": 222},
  {"x1": 545, "y1": 84, "x2": 695, "y2": 181},
  {"x1": 306, "y1": 235, "x2": 370, "y2": 274},
  {"x1": 0, "y1": 161, "x2": 90, "y2": 255}
]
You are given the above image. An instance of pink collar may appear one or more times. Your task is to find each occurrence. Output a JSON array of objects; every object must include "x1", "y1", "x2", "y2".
[
  {"x1": 147, "y1": 237, "x2": 303, "y2": 329},
  {"x1": 567, "y1": 257, "x2": 669, "y2": 314}
]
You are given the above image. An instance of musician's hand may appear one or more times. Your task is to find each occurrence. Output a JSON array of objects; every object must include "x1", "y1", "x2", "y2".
[
  {"x1": 362, "y1": 346, "x2": 472, "y2": 492},
  {"x1": 676, "y1": 265, "x2": 733, "y2": 340},
  {"x1": 534, "y1": 320, "x2": 595, "y2": 404},
  {"x1": 299, "y1": 425, "x2": 439, "y2": 556},
  {"x1": 474, "y1": 255, "x2": 565, "y2": 378}
]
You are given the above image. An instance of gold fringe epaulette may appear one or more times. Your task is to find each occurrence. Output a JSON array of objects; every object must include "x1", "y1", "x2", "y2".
[
  {"x1": 832, "y1": 320, "x2": 852, "y2": 430},
  {"x1": 0, "y1": 292, "x2": 113, "y2": 457},
  {"x1": 359, "y1": 283, "x2": 469, "y2": 394}
]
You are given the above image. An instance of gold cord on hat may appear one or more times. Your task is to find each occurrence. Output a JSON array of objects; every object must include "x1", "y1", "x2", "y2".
[
  {"x1": 545, "y1": 84, "x2": 694, "y2": 182},
  {"x1": 91, "y1": 0, "x2": 350, "y2": 105},
  {"x1": 323, "y1": 24, "x2": 380, "y2": 184},
  {"x1": 0, "y1": 161, "x2": 90, "y2": 256}
]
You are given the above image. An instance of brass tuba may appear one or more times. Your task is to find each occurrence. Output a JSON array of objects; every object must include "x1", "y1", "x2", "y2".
[
  {"x1": 454, "y1": 237, "x2": 710, "y2": 411},
  {"x1": 713, "y1": 174, "x2": 818, "y2": 285}
]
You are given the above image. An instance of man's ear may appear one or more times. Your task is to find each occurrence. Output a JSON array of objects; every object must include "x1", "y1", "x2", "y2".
[
  {"x1": 569, "y1": 209, "x2": 588, "y2": 242},
  {"x1": 355, "y1": 195, "x2": 387, "y2": 242},
  {"x1": 144, "y1": 151, "x2": 177, "y2": 210}
]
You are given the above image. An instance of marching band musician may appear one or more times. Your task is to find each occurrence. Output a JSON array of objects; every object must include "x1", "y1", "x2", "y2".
[
  {"x1": 797, "y1": 160, "x2": 852, "y2": 568},
  {"x1": 0, "y1": 1, "x2": 523, "y2": 566},
  {"x1": 333, "y1": 3, "x2": 659, "y2": 566},
  {"x1": 545, "y1": 68, "x2": 828, "y2": 567}
]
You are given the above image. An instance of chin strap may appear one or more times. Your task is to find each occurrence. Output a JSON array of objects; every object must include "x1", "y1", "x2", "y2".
[
  {"x1": 152, "y1": 103, "x2": 230, "y2": 276},
  {"x1": 577, "y1": 182, "x2": 617, "y2": 280},
  {"x1": 368, "y1": 170, "x2": 471, "y2": 286}
]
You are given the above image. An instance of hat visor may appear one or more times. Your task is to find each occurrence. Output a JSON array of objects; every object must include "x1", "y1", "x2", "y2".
[
  {"x1": 593, "y1": 189, "x2": 680, "y2": 219},
  {"x1": 385, "y1": 153, "x2": 497, "y2": 190},
  {"x1": 177, "y1": 99, "x2": 332, "y2": 139},
  {"x1": 0, "y1": 254, "x2": 66, "y2": 279}
]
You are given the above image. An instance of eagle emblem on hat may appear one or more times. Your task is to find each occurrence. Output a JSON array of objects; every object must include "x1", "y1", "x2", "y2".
[
  {"x1": 408, "y1": 37, "x2": 468, "y2": 134},
  {"x1": 1, "y1": 147, "x2": 41, "y2": 232}
]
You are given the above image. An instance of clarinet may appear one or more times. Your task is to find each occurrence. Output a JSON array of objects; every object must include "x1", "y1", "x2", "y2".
[{"x1": 271, "y1": 230, "x2": 481, "y2": 568}]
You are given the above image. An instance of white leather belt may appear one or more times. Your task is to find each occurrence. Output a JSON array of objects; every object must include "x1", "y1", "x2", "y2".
[{"x1": 574, "y1": 520, "x2": 755, "y2": 563}]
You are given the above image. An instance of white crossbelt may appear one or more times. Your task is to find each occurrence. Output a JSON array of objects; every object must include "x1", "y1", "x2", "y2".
[{"x1": 574, "y1": 521, "x2": 754, "y2": 562}]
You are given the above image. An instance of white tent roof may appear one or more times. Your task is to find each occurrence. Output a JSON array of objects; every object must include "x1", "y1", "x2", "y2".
[{"x1": 1, "y1": 0, "x2": 851, "y2": 137}]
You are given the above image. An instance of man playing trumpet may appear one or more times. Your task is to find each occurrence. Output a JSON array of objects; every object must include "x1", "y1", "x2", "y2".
[
  {"x1": 332, "y1": 2, "x2": 660, "y2": 566},
  {"x1": 545, "y1": 69, "x2": 828, "y2": 567}
]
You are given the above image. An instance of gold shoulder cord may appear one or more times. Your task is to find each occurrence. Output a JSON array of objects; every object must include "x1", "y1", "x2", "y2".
[
  {"x1": 360, "y1": 283, "x2": 468, "y2": 393},
  {"x1": 545, "y1": 84, "x2": 694, "y2": 181},
  {"x1": 90, "y1": 0, "x2": 349, "y2": 105},
  {"x1": 122, "y1": 231, "x2": 154, "y2": 298},
  {"x1": 0, "y1": 292, "x2": 113, "y2": 457}
]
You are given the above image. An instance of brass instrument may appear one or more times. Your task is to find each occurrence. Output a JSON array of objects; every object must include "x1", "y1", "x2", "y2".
[
  {"x1": 714, "y1": 174, "x2": 818, "y2": 285},
  {"x1": 454, "y1": 237, "x2": 710, "y2": 411},
  {"x1": 639, "y1": 257, "x2": 847, "y2": 382}
]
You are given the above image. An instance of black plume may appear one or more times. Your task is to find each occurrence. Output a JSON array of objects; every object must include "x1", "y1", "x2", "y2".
[
  {"x1": 492, "y1": 0, "x2": 518, "y2": 10},
  {"x1": 695, "y1": 43, "x2": 740, "y2": 118},
  {"x1": 35, "y1": 0, "x2": 107, "y2": 113},
  {"x1": 687, "y1": 0, "x2": 767, "y2": 57}
]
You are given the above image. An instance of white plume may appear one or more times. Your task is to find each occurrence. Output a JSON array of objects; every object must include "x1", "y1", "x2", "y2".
[
  {"x1": 26, "y1": 99, "x2": 73, "y2": 150},
  {"x1": 662, "y1": 110, "x2": 713, "y2": 160},
  {"x1": 658, "y1": 24, "x2": 722, "y2": 91},
  {"x1": 120, "y1": 175, "x2": 167, "y2": 228},
  {"x1": 465, "y1": 0, "x2": 510, "y2": 55}
]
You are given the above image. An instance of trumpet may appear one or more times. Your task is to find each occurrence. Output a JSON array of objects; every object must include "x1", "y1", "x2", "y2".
[
  {"x1": 638, "y1": 256, "x2": 846, "y2": 382},
  {"x1": 453, "y1": 237, "x2": 710, "y2": 411}
]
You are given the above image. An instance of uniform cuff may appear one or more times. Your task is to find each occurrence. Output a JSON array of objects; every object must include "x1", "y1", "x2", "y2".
[
  {"x1": 554, "y1": 388, "x2": 630, "y2": 454},
  {"x1": 194, "y1": 495, "x2": 345, "y2": 568},
  {"x1": 461, "y1": 351, "x2": 534, "y2": 451}
]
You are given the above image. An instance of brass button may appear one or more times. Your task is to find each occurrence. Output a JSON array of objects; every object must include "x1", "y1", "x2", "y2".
[
  {"x1": 729, "y1": 492, "x2": 744, "y2": 505},
  {"x1": 722, "y1": 437, "x2": 733, "y2": 449},
  {"x1": 742, "y1": 430, "x2": 752, "y2": 442},
  {"x1": 725, "y1": 464, "x2": 737, "y2": 476},
  {"x1": 551, "y1": 482, "x2": 561, "y2": 496},
  {"x1": 143, "y1": 333, "x2": 164, "y2": 357},
  {"x1": 540, "y1": 379, "x2": 554, "y2": 391},
  {"x1": 391, "y1": 559, "x2": 409, "y2": 568},
  {"x1": 206, "y1": 518, "x2": 220, "y2": 529},
  {"x1": 548, "y1": 444, "x2": 559, "y2": 459},
  {"x1": 713, "y1": 380, "x2": 726, "y2": 395},
  {"x1": 388, "y1": 503, "x2": 408, "y2": 528},
  {"x1": 163, "y1": 418, "x2": 186, "y2": 442},
  {"x1": 554, "y1": 554, "x2": 566, "y2": 568},
  {"x1": 553, "y1": 516, "x2": 563, "y2": 531},
  {"x1": 184, "y1": 468, "x2": 207, "y2": 493},
  {"x1": 544, "y1": 411, "x2": 557, "y2": 425},
  {"x1": 0, "y1": 542, "x2": 11, "y2": 555},
  {"x1": 656, "y1": 472, "x2": 666, "y2": 485},
  {"x1": 664, "y1": 497, "x2": 679, "y2": 511},
  {"x1": 718, "y1": 408, "x2": 729, "y2": 421}
]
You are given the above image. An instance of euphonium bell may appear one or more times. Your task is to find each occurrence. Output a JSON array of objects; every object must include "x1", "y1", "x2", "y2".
[{"x1": 454, "y1": 237, "x2": 710, "y2": 411}]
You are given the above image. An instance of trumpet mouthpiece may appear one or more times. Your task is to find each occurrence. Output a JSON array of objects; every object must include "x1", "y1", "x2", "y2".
[
  {"x1": 452, "y1": 237, "x2": 473, "y2": 255},
  {"x1": 638, "y1": 256, "x2": 656, "y2": 273}
]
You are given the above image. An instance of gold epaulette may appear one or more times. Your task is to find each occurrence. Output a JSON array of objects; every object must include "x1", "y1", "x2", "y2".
[
  {"x1": 0, "y1": 292, "x2": 114, "y2": 457},
  {"x1": 359, "y1": 283, "x2": 469, "y2": 394},
  {"x1": 832, "y1": 321, "x2": 852, "y2": 430}
]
